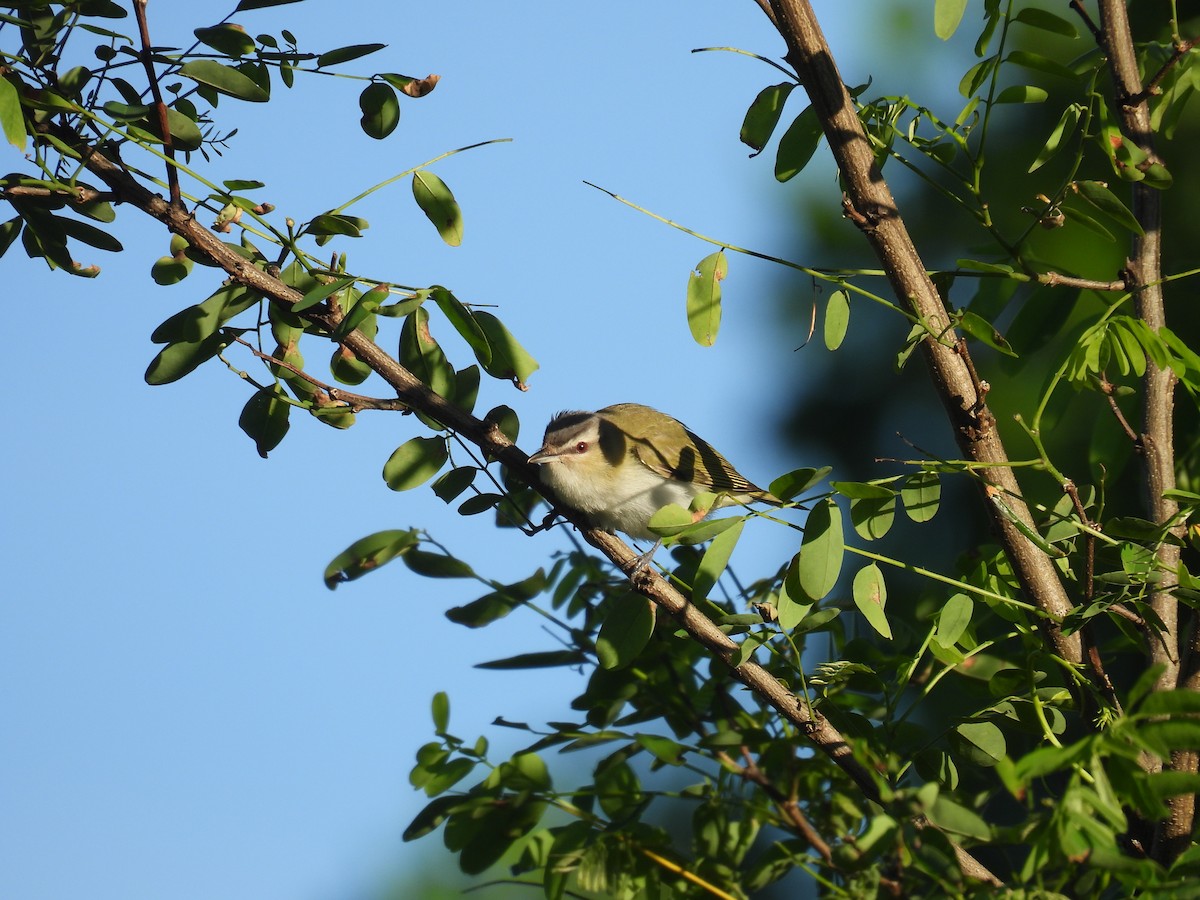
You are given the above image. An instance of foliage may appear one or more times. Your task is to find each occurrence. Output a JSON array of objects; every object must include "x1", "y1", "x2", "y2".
[{"x1": 5, "y1": 0, "x2": 1200, "y2": 897}]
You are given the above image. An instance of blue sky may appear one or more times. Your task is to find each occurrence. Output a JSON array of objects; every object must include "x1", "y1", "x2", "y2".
[{"x1": 2, "y1": 2, "x2": 944, "y2": 897}]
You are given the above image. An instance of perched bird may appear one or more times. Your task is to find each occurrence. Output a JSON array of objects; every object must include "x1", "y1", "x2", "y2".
[{"x1": 527, "y1": 403, "x2": 779, "y2": 542}]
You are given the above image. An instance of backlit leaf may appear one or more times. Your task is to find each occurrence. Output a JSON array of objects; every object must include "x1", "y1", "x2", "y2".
[
  {"x1": 322, "y1": 528, "x2": 418, "y2": 589},
  {"x1": 934, "y1": 0, "x2": 967, "y2": 39},
  {"x1": 775, "y1": 106, "x2": 822, "y2": 182},
  {"x1": 852, "y1": 563, "x2": 891, "y2": 639},
  {"x1": 238, "y1": 385, "x2": 290, "y2": 458},
  {"x1": 412, "y1": 171, "x2": 463, "y2": 246},
  {"x1": 740, "y1": 82, "x2": 795, "y2": 153},
  {"x1": 824, "y1": 289, "x2": 849, "y2": 350},
  {"x1": 359, "y1": 81, "x2": 399, "y2": 139},
  {"x1": 179, "y1": 59, "x2": 270, "y2": 102},
  {"x1": 686, "y1": 250, "x2": 726, "y2": 347}
]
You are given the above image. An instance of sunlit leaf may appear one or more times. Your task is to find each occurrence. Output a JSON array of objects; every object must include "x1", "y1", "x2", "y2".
[
  {"x1": 934, "y1": 0, "x2": 967, "y2": 40},
  {"x1": 686, "y1": 250, "x2": 726, "y2": 347},
  {"x1": 852, "y1": 563, "x2": 891, "y2": 639},
  {"x1": 412, "y1": 171, "x2": 462, "y2": 246},
  {"x1": 179, "y1": 59, "x2": 270, "y2": 102},
  {"x1": 824, "y1": 289, "x2": 849, "y2": 350}
]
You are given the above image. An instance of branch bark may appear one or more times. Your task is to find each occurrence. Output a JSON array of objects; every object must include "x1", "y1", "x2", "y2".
[
  {"x1": 1095, "y1": 0, "x2": 1190, "y2": 863},
  {"x1": 762, "y1": 0, "x2": 1081, "y2": 666}
]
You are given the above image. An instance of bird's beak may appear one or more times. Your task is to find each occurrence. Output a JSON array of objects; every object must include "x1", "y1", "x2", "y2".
[{"x1": 527, "y1": 447, "x2": 555, "y2": 465}]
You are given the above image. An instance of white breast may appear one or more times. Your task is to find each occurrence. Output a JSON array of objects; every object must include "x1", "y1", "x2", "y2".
[{"x1": 540, "y1": 461, "x2": 703, "y2": 540}]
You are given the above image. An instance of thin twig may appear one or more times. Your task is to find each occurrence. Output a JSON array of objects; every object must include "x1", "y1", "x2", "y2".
[
  {"x1": 0, "y1": 183, "x2": 117, "y2": 204},
  {"x1": 132, "y1": 0, "x2": 181, "y2": 208},
  {"x1": 230, "y1": 335, "x2": 409, "y2": 412},
  {"x1": 1098, "y1": 374, "x2": 1141, "y2": 445},
  {"x1": 1070, "y1": 0, "x2": 1104, "y2": 43},
  {"x1": 1037, "y1": 271, "x2": 1126, "y2": 292},
  {"x1": 1130, "y1": 36, "x2": 1199, "y2": 107}
]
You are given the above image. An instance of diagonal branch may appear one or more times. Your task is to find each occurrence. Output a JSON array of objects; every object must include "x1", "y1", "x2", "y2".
[
  {"x1": 48, "y1": 117, "x2": 1004, "y2": 887},
  {"x1": 761, "y1": 0, "x2": 1081, "y2": 667}
]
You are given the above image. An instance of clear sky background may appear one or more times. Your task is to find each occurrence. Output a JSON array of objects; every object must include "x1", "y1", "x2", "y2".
[{"x1": 3, "y1": 2, "x2": 950, "y2": 898}]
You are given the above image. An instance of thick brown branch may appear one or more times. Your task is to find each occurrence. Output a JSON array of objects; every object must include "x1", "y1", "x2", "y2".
[
  {"x1": 765, "y1": 0, "x2": 1080, "y2": 671},
  {"x1": 1097, "y1": 0, "x2": 1190, "y2": 863},
  {"x1": 0, "y1": 183, "x2": 117, "y2": 204}
]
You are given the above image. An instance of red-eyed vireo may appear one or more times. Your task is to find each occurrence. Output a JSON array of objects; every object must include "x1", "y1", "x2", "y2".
[{"x1": 527, "y1": 403, "x2": 780, "y2": 541}]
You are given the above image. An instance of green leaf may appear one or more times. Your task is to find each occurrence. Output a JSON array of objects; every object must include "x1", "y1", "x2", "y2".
[
  {"x1": 635, "y1": 733, "x2": 687, "y2": 766},
  {"x1": 359, "y1": 81, "x2": 399, "y2": 139},
  {"x1": 824, "y1": 289, "x2": 849, "y2": 350},
  {"x1": 852, "y1": 563, "x2": 891, "y2": 639},
  {"x1": 1075, "y1": 180, "x2": 1144, "y2": 235},
  {"x1": 447, "y1": 571, "x2": 546, "y2": 627},
  {"x1": 955, "y1": 720, "x2": 1006, "y2": 766},
  {"x1": 412, "y1": 171, "x2": 463, "y2": 246},
  {"x1": 774, "y1": 105, "x2": 822, "y2": 182},
  {"x1": 1029, "y1": 103, "x2": 1081, "y2": 172},
  {"x1": 144, "y1": 331, "x2": 228, "y2": 385},
  {"x1": 596, "y1": 591, "x2": 655, "y2": 670},
  {"x1": 994, "y1": 85, "x2": 1048, "y2": 104},
  {"x1": 151, "y1": 255, "x2": 191, "y2": 285},
  {"x1": 0, "y1": 73, "x2": 29, "y2": 152},
  {"x1": 473, "y1": 311, "x2": 538, "y2": 388},
  {"x1": 830, "y1": 480, "x2": 895, "y2": 500},
  {"x1": 317, "y1": 43, "x2": 387, "y2": 67},
  {"x1": 403, "y1": 549, "x2": 475, "y2": 579},
  {"x1": 323, "y1": 528, "x2": 418, "y2": 589},
  {"x1": 238, "y1": 385, "x2": 290, "y2": 458},
  {"x1": 383, "y1": 436, "x2": 449, "y2": 491},
  {"x1": 1138, "y1": 690, "x2": 1200, "y2": 717},
  {"x1": 778, "y1": 555, "x2": 813, "y2": 631},
  {"x1": 739, "y1": 82, "x2": 795, "y2": 153},
  {"x1": 769, "y1": 465, "x2": 831, "y2": 502},
  {"x1": 306, "y1": 213, "x2": 366, "y2": 237},
  {"x1": 928, "y1": 795, "x2": 991, "y2": 841},
  {"x1": 958, "y1": 310, "x2": 1017, "y2": 357},
  {"x1": 402, "y1": 794, "x2": 462, "y2": 841},
  {"x1": 686, "y1": 250, "x2": 726, "y2": 347},
  {"x1": 431, "y1": 286, "x2": 491, "y2": 366},
  {"x1": 934, "y1": 0, "x2": 967, "y2": 39},
  {"x1": 178, "y1": 59, "x2": 270, "y2": 102},
  {"x1": 902, "y1": 468, "x2": 940, "y2": 525},
  {"x1": 1006, "y1": 50, "x2": 1077, "y2": 81},
  {"x1": 292, "y1": 274, "x2": 356, "y2": 312},
  {"x1": 152, "y1": 284, "x2": 259, "y2": 343},
  {"x1": 850, "y1": 494, "x2": 895, "y2": 541},
  {"x1": 1012, "y1": 6, "x2": 1078, "y2": 38},
  {"x1": 400, "y1": 307, "x2": 456, "y2": 405},
  {"x1": 194, "y1": 24, "x2": 256, "y2": 57},
  {"x1": 57, "y1": 215, "x2": 122, "y2": 252},
  {"x1": 432, "y1": 466, "x2": 477, "y2": 502},
  {"x1": 475, "y1": 650, "x2": 586, "y2": 670},
  {"x1": 431, "y1": 691, "x2": 450, "y2": 733},
  {"x1": 935, "y1": 593, "x2": 973, "y2": 647},
  {"x1": 693, "y1": 520, "x2": 745, "y2": 602},
  {"x1": 797, "y1": 499, "x2": 843, "y2": 600}
]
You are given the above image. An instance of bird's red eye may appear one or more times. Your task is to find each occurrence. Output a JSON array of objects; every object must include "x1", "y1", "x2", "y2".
[{"x1": 575, "y1": 441, "x2": 588, "y2": 453}]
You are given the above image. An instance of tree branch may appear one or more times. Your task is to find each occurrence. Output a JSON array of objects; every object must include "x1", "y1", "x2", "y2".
[
  {"x1": 42, "y1": 119, "x2": 1010, "y2": 880},
  {"x1": 1096, "y1": 0, "x2": 1189, "y2": 863},
  {"x1": 763, "y1": 0, "x2": 1081, "y2": 668},
  {"x1": 132, "y1": 0, "x2": 181, "y2": 209}
]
